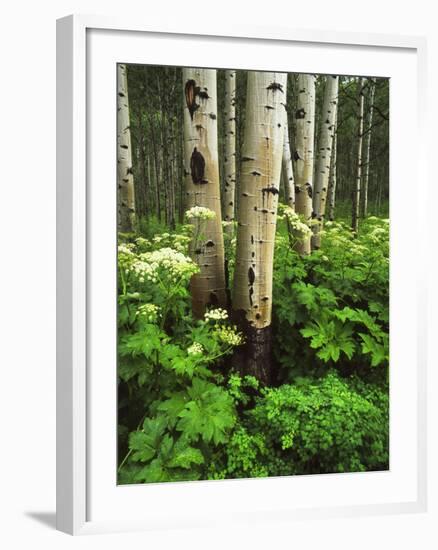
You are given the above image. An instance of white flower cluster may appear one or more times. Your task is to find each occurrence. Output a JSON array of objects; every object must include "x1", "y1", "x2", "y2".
[
  {"x1": 204, "y1": 308, "x2": 229, "y2": 322},
  {"x1": 185, "y1": 206, "x2": 216, "y2": 221},
  {"x1": 147, "y1": 232, "x2": 191, "y2": 254},
  {"x1": 136, "y1": 303, "x2": 160, "y2": 323},
  {"x1": 134, "y1": 237, "x2": 151, "y2": 252},
  {"x1": 118, "y1": 243, "x2": 136, "y2": 270},
  {"x1": 130, "y1": 247, "x2": 198, "y2": 284},
  {"x1": 187, "y1": 342, "x2": 204, "y2": 356},
  {"x1": 152, "y1": 233, "x2": 171, "y2": 245},
  {"x1": 118, "y1": 243, "x2": 135, "y2": 256},
  {"x1": 172, "y1": 234, "x2": 191, "y2": 253},
  {"x1": 214, "y1": 325, "x2": 243, "y2": 347},
  {"x1": 283, "y1": 208, "x2": 312, "y2": 237}
]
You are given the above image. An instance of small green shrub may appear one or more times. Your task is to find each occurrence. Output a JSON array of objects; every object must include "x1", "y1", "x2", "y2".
[{"x1": 213, "y1": 372, "x2": 389, "y2": 479}]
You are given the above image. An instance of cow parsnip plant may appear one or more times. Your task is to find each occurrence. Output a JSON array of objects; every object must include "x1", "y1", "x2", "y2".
[
  {"x1": 117, "y1": 214, "x2": 389, "y2": 483},
  {"x1": 273, "y1": 215, "x2": 389, "y2": 383}
]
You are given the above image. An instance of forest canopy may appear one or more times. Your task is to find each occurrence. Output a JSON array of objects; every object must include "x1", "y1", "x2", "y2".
[{"x1": 117, "y1": 65, "x2": 389, "y2": 484}]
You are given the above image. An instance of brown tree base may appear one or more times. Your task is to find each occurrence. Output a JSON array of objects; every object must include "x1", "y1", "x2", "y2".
[{"x1": 232, "y1": 311, "x2": 273, "y2": 385}]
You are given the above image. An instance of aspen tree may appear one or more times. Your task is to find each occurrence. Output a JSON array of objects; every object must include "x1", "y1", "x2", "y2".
[
  {"x1": 117, "y1": 64, "x2": 136, "y2": 232},
  {"x1": 312, "y1": 75, "x2": 339, "y2": 248},
  {"x1": 352, "y1": 77, "x2": 365, "y2": 234},
  {"x1": 362, "y1": 78, "x2": 376, "y2": 218},
  {"x1": 294, "y1": 74, "x2": 316, "y2": 255},
  {"x1": 327, "y1": 116, "x2": 338, "y2": 221},
  {"x1": 282, "y1": 111, "x2": 295, "y2": 209},
  {"x1": 183, "y1": 68, "x2": 227, "y2": 318},
  {"x1": 223, "y1": 70, "x2": 237, "y2": 233},
  {"x1": 232, "y1": 71, "x2": 287, "y2": 384}
]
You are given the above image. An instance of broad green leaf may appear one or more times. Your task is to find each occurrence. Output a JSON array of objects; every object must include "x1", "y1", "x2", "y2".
[
  {"x1": 167, "y1": 440, "x2": 204, "y2": 469},
  {"x1": 129, "y1": 431, "x2": 156, "y2": 463}
]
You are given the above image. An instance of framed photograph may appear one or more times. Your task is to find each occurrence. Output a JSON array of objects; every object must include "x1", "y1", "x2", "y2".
[{"x1": 56, "y1": 15, "x2": 427, "y2": 535}]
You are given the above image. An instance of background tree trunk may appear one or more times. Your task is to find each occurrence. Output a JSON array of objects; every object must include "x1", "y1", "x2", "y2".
[
  {"x1": 312, "y1": 75, "x2": 339, "y2": 248},
  {"x1": 282, "y1": 110, "x2": 295, "y2": 210},
  {"x1": 327, "y1": 116, "x2": 338, "y2": 221},
  {"x1": 223, "y1": 70, "x2": 237, "y2": 234},
  {"x1": 117, "y1": 64, "x2": 136, "y2": 232},
  {"x1": 232, "y1": 71, "x2": 287, "y2": 384},
  {"x1": 352, "y1": 78, "x2": 365, "y2": 234},
  {"x1": 183, "y1": 68, "x2": 227, "y2": 318},
  {"x1": 361, "y1": 78, "x2": 376, "y2": 218},
  {"x1": 293, "y1": 74, "x2": 316, "y2": 255}
]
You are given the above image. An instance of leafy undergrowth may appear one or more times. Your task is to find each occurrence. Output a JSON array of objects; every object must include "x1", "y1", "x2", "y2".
[{"x1": 117, "y1": 213, "x2": 389, "y2": 484}]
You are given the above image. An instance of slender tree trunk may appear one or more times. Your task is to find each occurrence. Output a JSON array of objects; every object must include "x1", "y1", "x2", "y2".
[
  {"x1": 312, "y1": 75, "x2": 339, "y2": 248},
  {"x1": 147, "y1": 155, "x2": 152, "y2": 217},
  {"x1": 232, "y1": 71, "x2": 287, "y2": 384},
  {"x1": 327, "y1": 119, "x2": 338, "y2": 221},
  {"x1": 137, "y1": 115, "x2": 149, "y2": 218},
  {"x1": 376, "y1": 175, "x2": 382, "y2": 215},
  {"x1": 117, "y1": 64, "x2": 136, "y2": 232},
  {"x1": 294, "y1": 74, "x2": 316, "y2": 255},
  {"x1": 223, "y1": 70, "x2": 237, "y2": 233},
  {"x1": 282, "y1": 110, "x2": 295, "y2": 210},
  {"x1": 352, "y1": 78, "x2": 365, "y2": 234},
  {"x1": 183, "y1": 68, "x2": 227, "y2": 318},
  {"x1": 361, "y1": 78, "x2": 376, "y2": 218},
  {"x1": 149, "y1": 117, "x2": 161, "y2": 222}
]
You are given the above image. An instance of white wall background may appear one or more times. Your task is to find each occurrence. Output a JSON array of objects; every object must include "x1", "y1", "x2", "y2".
[{"x1": 0, "y1": 0, "x2": 435, "y2": 548}]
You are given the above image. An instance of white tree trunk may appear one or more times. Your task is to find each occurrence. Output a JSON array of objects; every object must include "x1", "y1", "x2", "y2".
[
  {"x1": 362, "y1": 78, "x2": 376, "y2": 218},
  {"x1": 223, "y1": 70, "x2": 237, "y2": 233},
  {"x1": 293, "y1": 74, "x2": 316, "y2": 255},
  {"x1": 232, "y1": 71, "x2": 287, "y2": 383},
  {"x1": 352, "y1": 78, "x2": 365, "y2": 234},
  {"x1": 282, "y1": 112, "x2": 295, "y2": 209},
  {"x1": 183, "y1": 68, "x2": 227, "y2": 318},
  {"x1": 117, "y1": 64, "x2": 136, "y2": 232},
  {"x1": 312, "y1": 75, "x2": 339, "y2": 248},
  {"x1": 327, "y1": 116, "x2": 338, "y2": 221}
]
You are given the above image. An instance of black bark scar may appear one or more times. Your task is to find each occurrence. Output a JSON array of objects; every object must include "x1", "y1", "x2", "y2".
[
  {"x1": 267, "y1": 82, "x2": 284, "y2": 93},
  {"x1": 190, "y1": 147, "x2": 206, "y2": 184},
  {"x1": 185, "y1": 79, "x2": 200, "y2": 120}
]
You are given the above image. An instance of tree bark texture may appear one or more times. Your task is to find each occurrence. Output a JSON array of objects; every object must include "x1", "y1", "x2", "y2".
[
  {"x1": 293, "y1": 74, "x2": 316, "y2": 255},
  {"x1": 362, "y1": 78, "x2": 376, "y2": 218},
  {"x1": 117, "y1": 64, "x2": 136, "y2": 232},
  {"x1": 352, "y1": 78, "x2": 365, "y2": 234},
  {"x1": 232, "y1": 71, "x2": 287, "y2": 384},
  {"x1": 327, "y1": 116, "x2": 338, "y2": 221},
  {"x1": 223, "y1": 70, "x2": 237, "y2": 234},
  {"x1": 183, "y1": 68, "x2": 227, "y2": 318},
  {"x1": 312, "y1": 75, "x2": 339, "y2": 248},
  {"x1": 282, "y1": 111, "x2": 295, "y2": 210}
]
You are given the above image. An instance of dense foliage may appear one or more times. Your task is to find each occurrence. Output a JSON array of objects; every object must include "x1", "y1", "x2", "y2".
[{"x1": 117, "y1": 212, "x2": 389, "y2": 483}]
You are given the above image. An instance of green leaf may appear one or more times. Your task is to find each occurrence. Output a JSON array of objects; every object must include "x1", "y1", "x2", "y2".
[
  {"x1": 167, "y1": 440, "x2": 204, "y2": 469},
  {"x1": 129, "y1": 431, "x2": 156, "y2": 463},
  {"x1": 119, "y1": 325, "x2": 164, "y2": 358},
  {"x1": 159, "y1": 434, "x2": 174, "y2": 461},
  {"x1": 128, "y1": 415, "x2": 168, "y2": 463},
  {"x1": 157, "y1": 393, "x2": 189, "y2": 425},
  {"x1": 135, "y1": 458, "x2": 169, "y2": 483},
  {"x1": 142, "y1": 416, "x2": 168, "y2": 442},
  {"x1": 176, "y1": 379, "x2": 236, "y2": 445},
  {"x1": 359, "y1": 333, "x2": 388, "y2": 366}
]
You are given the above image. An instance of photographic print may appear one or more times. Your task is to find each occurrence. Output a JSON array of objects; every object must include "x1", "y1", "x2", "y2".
[{"x1": 117, "y1": 65, "x2": 389, "y2": 485}]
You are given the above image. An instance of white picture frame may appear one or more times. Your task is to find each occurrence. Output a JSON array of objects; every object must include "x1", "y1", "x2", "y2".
[{"x1": 56, "y1": 14, "x2": 428, "y2": 535}]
